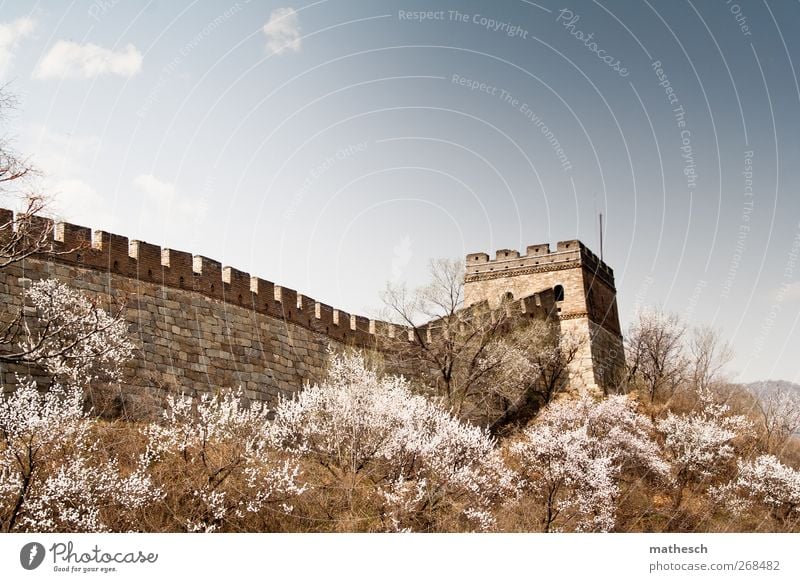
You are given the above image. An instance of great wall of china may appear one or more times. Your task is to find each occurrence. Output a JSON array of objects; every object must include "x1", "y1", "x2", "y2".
[{"x1": 0, "y1": 207, "x2": 625, "y2": 412}]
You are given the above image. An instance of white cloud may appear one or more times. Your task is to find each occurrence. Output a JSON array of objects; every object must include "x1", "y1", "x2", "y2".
[
  {"x1": 134, "y1": 174, "x2": 208, "y2": 231},
  {"x1": 134, "y1": 173, "x2": 175, "y2": 200},
  {"x1": 50, "y1": 178, "x2": 117, "y2": 228},
  {"x1": 0, "y1": 17, "x2": 36, "y2": 75},
  {"x1": 21, "y1": 126, "x2": 117, "y2": 228},
  {"x1": 54, "y1": 177, "x2": 99, "y2": 205},
  {"x1": 32, "y1": 129, "x2": 101, "y2": 176},
  {"x1": 33, "y1": 40, "x2": 142, "y2": 80},
  {"x1": 263, "y1": 7, "x2": 301, "y2": 55}
]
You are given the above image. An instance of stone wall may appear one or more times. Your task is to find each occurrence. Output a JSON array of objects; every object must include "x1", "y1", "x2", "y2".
[
  {"x1": 0, "y1": 209, "x2": 411, "y2": 412},
  {"x1": 587, "y1": 320, "x2": 627, "y2": 390},
  {"x1": 0, "y1": 208, "x2": 626, "y2": 414},
  {"x1": 464, "y1": 241, "x2": 587, "y2": 313},
  {"x1": 463, "y1": 240, "x2": 626, "y2": 394},
  {"x1": 0, "y1": 258, "x2": 351, "y2": 410}
]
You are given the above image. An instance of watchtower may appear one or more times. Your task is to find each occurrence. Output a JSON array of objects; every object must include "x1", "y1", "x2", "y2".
[{"x1": 463, "y1": 240, "x2": 625, "y2": 394}]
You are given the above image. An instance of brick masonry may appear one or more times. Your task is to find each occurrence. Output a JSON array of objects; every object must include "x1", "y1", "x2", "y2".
[
  {"x1": 0, "y1": 210, "x2": 410, "y2": 409},
  {"x1": 0, "y1": 208, "x2": 625, "y2": 407},
  {"x1": 464, "y1": 240, "x2": 626, "y2": 394}
]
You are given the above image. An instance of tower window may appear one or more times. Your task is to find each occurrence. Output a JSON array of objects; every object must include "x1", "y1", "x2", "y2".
[{"x1": 553, "y1": 285, "x2": 565, "y2": 302}]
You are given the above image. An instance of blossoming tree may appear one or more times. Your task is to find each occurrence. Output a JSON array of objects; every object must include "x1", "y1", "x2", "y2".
[{"x1": 270, "y1": 351, "x2": 517, "y2": 531}]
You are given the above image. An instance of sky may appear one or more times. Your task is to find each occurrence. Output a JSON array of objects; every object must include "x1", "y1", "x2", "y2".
[{"x1": 0, "y1": 0, "x2": 798, "y2": 383}]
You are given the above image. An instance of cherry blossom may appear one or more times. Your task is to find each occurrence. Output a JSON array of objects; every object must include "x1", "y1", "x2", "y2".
[
  {"x1": 146, "y1": 389, "x2": 305, "y2": 533},
  {"x1": 270, "y1": 351, "x2": 517, "y2": 531},
  {"x1": 510, "y1": 394, "x2": 667, "y2": 532},
  {"x1": 713, "y1": 455, "x2": 800, "y2": 523},
  {"x1": 0, "y1": 379, "x2": 159, "y2": 532},
  {"x1": 15, "y1": 279, "x2": 134, "y2": 385},
  {"x1": 657, "y1": 388, "x2": 751, "y2": 501}
]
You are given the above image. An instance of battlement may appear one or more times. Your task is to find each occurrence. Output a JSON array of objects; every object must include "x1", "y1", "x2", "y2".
[
  {"x1": 417, "y1": 287, "x2": 558, "y2": 339},
  {"x1": 465, "y1": 240, "x2": 614, "y2": 286},
  {"x1": 2, "y1": 207, "x2": 626, "y2": 402},
  {"x1": 4, "y1": 207, "x2": 411, "y2": 349},
  {"x1": 462, "y1": 238, "x2": 625, "y2": 393}
]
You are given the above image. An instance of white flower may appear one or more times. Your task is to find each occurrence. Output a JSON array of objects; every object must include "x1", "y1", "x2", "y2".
[
  {"x1": 511, "y1": 394, "x2": 667, "y2": 532},
  {"x1": 270, "y1": 351, "x2": 517, "y2": 531}
]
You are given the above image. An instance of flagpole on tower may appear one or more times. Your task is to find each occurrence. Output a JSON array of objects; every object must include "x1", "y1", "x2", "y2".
[{"x1": 599, "y1": 212, "x2": 604, "y2": 261}]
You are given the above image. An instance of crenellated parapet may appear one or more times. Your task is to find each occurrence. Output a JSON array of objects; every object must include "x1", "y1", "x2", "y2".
[
  {"x1": 414, "y1": 287, "x2": 559, "y2": 343},
  {"x1": 463, "y1": 239, "x2": 625, "y2": 395},
  {"x1": 465, "y1": 240, "x2": 614, "y2": 288},
  {"x1": 4, "y1": 207, "x2": 411, "y2": 350},
  {"x1": 4, "y1": 207, "x2": 623, "y2": 408},
  {"x1": 1, "y1": 205, "x2": 632, "y2": 406}
]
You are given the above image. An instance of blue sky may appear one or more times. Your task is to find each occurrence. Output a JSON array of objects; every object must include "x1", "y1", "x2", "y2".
[{"x1": 0, "y1": 0, "x2": 798, "y2": 383}]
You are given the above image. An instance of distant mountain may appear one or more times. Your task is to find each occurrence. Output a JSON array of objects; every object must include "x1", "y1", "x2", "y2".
[{"x1": 744, "y1": 380, "x2": 800, "y2": 397}]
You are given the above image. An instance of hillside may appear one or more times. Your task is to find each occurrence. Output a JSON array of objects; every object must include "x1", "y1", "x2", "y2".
[{"x1": 744, "y1": 380, "x2": 800, "y2": 397}]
